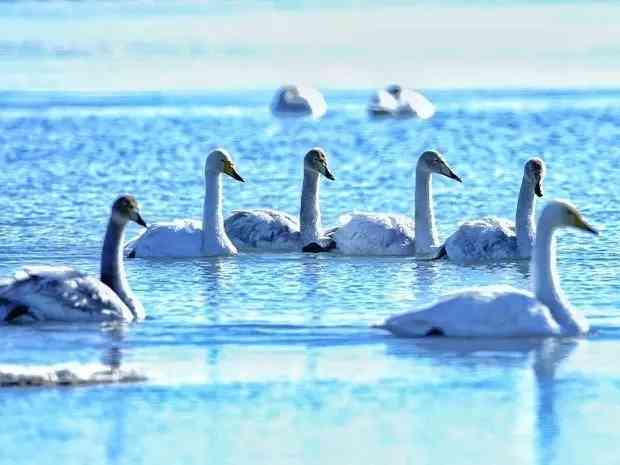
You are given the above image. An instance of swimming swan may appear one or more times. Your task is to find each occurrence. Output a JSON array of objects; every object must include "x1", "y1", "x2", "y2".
[
  {"x1": 225, "y1": 148, "x2": 335, "y2": 253},
  {"x1": 444, "y1": 158, "x2": 545, "y2": 263},
  {"x1": 125, "y1": 149, "x2": 244, "y2": 258},
  {"x1": 368, "y1": 85, "x2": 435, "y2": 119},
  {"x1": 380, "y1": 200, "x2": 597, "y2": 337},
  {"x1": 0, "y1": 195, "x2": 147, "y2": 323},
  {"x1": 332, "y1": 150, "x2": 461, "y2": 258},
  {"x1": 271, "y1": 85, "x2": 327, "y2": 119}
]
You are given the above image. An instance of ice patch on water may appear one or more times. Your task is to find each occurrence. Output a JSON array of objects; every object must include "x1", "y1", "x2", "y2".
[{"x1": 0, "y1": 363, "x2": 147, "y2": 387}]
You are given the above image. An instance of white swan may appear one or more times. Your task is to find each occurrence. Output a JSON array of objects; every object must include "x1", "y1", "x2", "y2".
[
  {"x1": 0, "y1": 195, "x2": 147, "y2": 323},
  {"x1": 444, "y1": 158, "x2": 545, "y2": 263},
  {"x1": 368, "y1": 85, "x2": 435, "y2": 119},
  {"x1": 271, "y1": 85, "x2": 327, "y2": 119},
  {"x1": 225, "y1": 148, "x2": 335, "y2": 253},
  {"x1": 125, "y1": 149, "x2": 244, "y2": 258},
  {"x1": 332, "y1": 150, "x2": 461, "y2": 258},
  {"x1": 380, "y1": 200, "x2": 597, "y2": 338}
]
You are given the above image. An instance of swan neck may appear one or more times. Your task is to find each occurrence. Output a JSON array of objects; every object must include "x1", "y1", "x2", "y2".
[
  {"x1": 533, "y1": 215, "x2": 583, "y2": 334},
  {"x1": 516, "y1": 176, "x2": 536, "y2": 257},
  {"x1": 202, "y1": 170, "x2": 226, "y2": 247},
  {"x1": 414, "y1": 167, "x2": 438, "y2": 254},
  {"x1": 100, "y1": 218, "x2": 137, "y2": 316},
  {"x1": 300, "y1": 169, "x2": 322, "y2": 245}
]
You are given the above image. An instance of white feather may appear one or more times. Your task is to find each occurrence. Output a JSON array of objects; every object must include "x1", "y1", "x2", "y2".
[
  {"x1": 0, "y1": 266, "x2": 135, "y2": 322},
  {"x1": 125, "y1": 219, "x2": 203, "y2": 258},
  {"x1": 225, "y1": 209, "x2": 302, "y2": 252},
  {"x1": 444, "y1": 217, "x2": 517, "y2": 263},
  {"x1": 332, "y1": 213, "x2": 415, "y2": 256},
  {"x1": 383, "y1": 285, "x2": 560, "y2": 337}
]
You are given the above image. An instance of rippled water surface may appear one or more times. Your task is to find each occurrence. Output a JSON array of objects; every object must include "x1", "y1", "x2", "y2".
[{"x1": 1, "y1": 89, "x2": 620, "y2": 465}]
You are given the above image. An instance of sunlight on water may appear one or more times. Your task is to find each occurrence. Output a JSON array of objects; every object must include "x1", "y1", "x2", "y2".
[{"x1": 0, "y1": 88, "x2": 619, "y2": 465}]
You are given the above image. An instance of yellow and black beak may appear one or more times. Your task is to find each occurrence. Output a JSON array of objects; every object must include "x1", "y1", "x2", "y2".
[
  {"x1": 574, "y1": 213, "x2": 598, "y2": 236},
  {"x1": 223, "y1": 160, "x2": 245, "y2": 182}
]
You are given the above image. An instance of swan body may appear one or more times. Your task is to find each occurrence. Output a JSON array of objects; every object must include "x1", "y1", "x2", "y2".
[
  {"x1": 332, "y1": 150, "x2": 461, "y2": 257},
  {"x1": 225, "y1": 148, "x2": 335, "y2": 253},
  {"x1": 271, "y1": 85, "x2": 327, "y2": 119},
  {"x1": 368, "y1": 85, "x2": 435, "y2": 119},
  {"x1": 0, "y1": 267, "x2": 135, "y2": 322},
  {"x1": 225, "y1": 209, "x2": 301, "y2": 252},
  {"x1": 126, "y1": 149, "x2": 244, "y2": 258},
  {"x1": 331, "y1": 213, "x2": 415, "y2": 256},
  {"x1": 445, "y1": 159, "x2": 545, "y2": 263},
  {"x1": 0, "y1": 196, "x2": 147, "y2": 323},
  {"x1": 381, "y1": 200, "x2": 597, "y2": 338},
  {"x1": 367, "y1": 90, "x2": 399, "y2": 116}
]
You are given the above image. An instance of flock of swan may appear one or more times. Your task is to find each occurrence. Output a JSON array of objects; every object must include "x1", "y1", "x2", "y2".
[
  {"x1": 271, "y1": 84, "x2": 436, "y2": 119},
  {"x1": 0, "y1": 141, "x2": 599, "y2": 339}
]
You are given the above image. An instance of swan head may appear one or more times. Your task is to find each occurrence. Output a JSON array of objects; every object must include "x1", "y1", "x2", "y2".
[
  {"x1": 386, "y1": 84, "x2": 402, "y2": 98},
  {"x1": 418, "y1": 150, "x2": 462, "y2": 182},
  {"x1": 281, "y1": 85, "x2": 300, "y2": 101},
  {"x1": 205, "y1": 148, "x2": 245, "y2": 182},
  {"x1": 525, "y1": 158, "x2": 545, "y2": 197},
  {"x1": 304, "y1": 148, "x2": 335, "y2": 181},
  {"x1": 112, "y1": 195, "x2": 147, "y2": 227},
  {"x1": 545, "y1": 199, "x2": 598, "y2": 235}
]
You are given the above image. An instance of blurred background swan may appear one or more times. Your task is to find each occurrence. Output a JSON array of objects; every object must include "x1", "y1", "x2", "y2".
[
  {"x1": 0, "y1": 195, "x2": 147, "y2": 323},
  {"x1": 126, "y1": 149, "x2": 244, "y2": 258},
  {"x1": 445, "y1": 158, "x2": 545, "y2": 263},
  {"x1": 368, "y1": 84, "x2": 435, "y2": 119},
  {"x1": 271, "y1": 85, "x2": 327, "y2": 119},
  {"x1": 332, "y1": 150, "x2": 461, "y2": 258},
  {"x1": 380, "y1": 200, "x2": 598, "y2": 338},
  {"x1": 225, "y1": 148, "x2": 335, "y2": 253}
]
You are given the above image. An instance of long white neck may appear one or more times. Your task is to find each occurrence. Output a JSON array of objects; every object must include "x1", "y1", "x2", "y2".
[
  {"x1": 100, "y1": 218, "x2": 143, "y2": 319},
  {"x1": 414, "y1": 166, "x2": 438, "y2": 255},
  {"x1": 202, "y1": 170, "x2": 229, "y2": 254},
  {"x1": 516, "y1": 176, "x2": 536, "y2": 258},
  {"x1": 533, "y1": 214, "x2": 588, "y2": 335},
  {"x1": 299, "y1": 169, "x2": 322, "y2": 245}
]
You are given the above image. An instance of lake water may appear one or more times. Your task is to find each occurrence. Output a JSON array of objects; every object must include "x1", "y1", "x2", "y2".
[
  {"x1": 1, "y1": 1, "x2": 620, "y2": 465},
  {"x1": 1, "y1": 88, "x2": 619, "y2": 465}
]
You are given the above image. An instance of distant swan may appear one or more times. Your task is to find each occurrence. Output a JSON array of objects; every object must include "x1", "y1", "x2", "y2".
[
  {"x1": 0, "y1": 195, "x2": 147, "y2": 323},
  {"x1": 271, "y1": 85, "x2": 327, "y2": 119},
  {"x1": 368, "y1": 85, "x2": 435, "y2": 119},
  {"x1": 225, "y1": 148, "x2": 335, "y2": 253},
  {"x1": 332, "y1": 150, "x2": 461, "y2": 258},
  {"x1": 444, "y1": 158, "x2": 545, "y2": 263},
  {"x1": 126, "y1": 149, "x2": 244, "y2": 258},
  {"x1": 380, "y1": 200, "x2": 597, "y2": 337}
]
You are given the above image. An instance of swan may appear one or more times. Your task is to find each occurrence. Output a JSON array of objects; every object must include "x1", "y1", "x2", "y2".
[
  {"x1": 271, "y1": 85, "x2": 327, "y2": 119},
  {"x1": 444, "y1": 158, "x2": 545, "y2": 263},
  {"x1": 225, "y1": 148, "x2": 335, "y2": 253},
  {"x1": 332, "y1": 150, "x2": 461, "y2": 258},
  {"x1": 368, "y1": 85, "x2": 435, "y2": 119},
  {"x1": 0, "y1": 195, "x2": 147, "y2": 323},
  {"x1": 125, "y1": 149, "x2": 244, "y2": 258},
  {"x1": 379, "y1": 200, "x2": 598, "y2": 338}
]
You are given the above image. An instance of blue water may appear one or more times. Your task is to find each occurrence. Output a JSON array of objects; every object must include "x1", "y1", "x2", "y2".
[{"x1": 1, "y1": 88, "x2": 620, "y2": 465}]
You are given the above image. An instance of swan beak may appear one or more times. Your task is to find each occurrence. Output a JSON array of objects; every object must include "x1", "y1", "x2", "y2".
[
  {"x1": 223, "y1": 160, "x2": 245, "y2": 182},
  {"x1": 535, "y1": 179, "x2": 544, "y2": 197},
  {"x1": 439, "y1": 163, "x2": 462, "y2": 183},
  {"x1": 133, "y1": 212, "x2": 147, "y2": 228},
  {"x1": 575, "y1": 214, "x2": 598, "y2": 236},
  {"x1": 322, "y1": 165, "x2": 335, "y2": 181}
]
